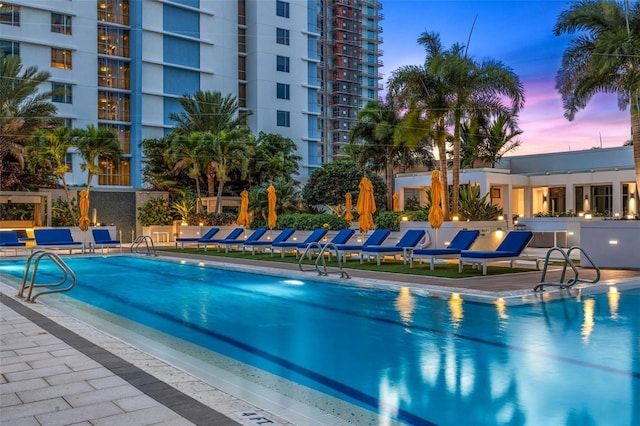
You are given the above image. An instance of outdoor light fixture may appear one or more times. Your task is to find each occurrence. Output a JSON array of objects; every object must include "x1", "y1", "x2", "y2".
[
  {"x1": 578, "y1": 212, "x2": 584, "y2": 217},
  {"x1": 584, "y1": 213, "x2": 592, "y2": 220},
  {"x1": 452, "y1": 215, "x2": 459, "y2": 221},
  {"x1": 401, "y1": 216, "x2": 409, "y2": 221},
  {"x1": 608, "y1": 240, "x2": 618, "y2": 245}
]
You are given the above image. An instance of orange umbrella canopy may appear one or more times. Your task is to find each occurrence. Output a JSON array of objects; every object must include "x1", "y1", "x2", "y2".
[
  {"x1": 237, "y1": 190, "x2": 250, "y2": 227},
  {"x1": 344, "y1": 192, "x2": 354, "y2": 222},
  {"x1": 393, "y1": 193, "x2": 400, "y2": 211},
  {"x1": 78, "y1": 190, "x2": 90, "y2": 232},
  {"x1": 355, "y1": 177, "x2": 376, "y2": 233},
  {"x1": 428, "y1": 170, "x2": 444, "y2": 230},
  {"x1": 267, "y1": 185, "x2": 277, "y2": 229}
]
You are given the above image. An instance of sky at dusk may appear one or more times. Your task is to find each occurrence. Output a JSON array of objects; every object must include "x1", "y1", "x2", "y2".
[{"x1": 379, "y1": 0, "x2": 631, "y2": 155}]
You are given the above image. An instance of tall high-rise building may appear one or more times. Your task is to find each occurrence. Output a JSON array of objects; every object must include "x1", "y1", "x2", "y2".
[
  {"x1": 1, "y1": 0, "x2": 381, "y2": 188},
  {"x1": 318, "y1": 0, "x2": 383, "y2": 162}
]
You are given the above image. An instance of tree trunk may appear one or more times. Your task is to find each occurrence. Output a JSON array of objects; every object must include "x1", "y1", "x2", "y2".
[
  {"x1": 195, "y1": 177, "x2": 203, "y2": 214},
  {"x1": 207, "y1": 162, "x2": 215, "y2": 197},
  {"x1": 632, "y1": 94, "x2": 640, "y2": 194},
  {"x1": 61, "y1": 178, "x2": 77, "y2": 226},
  {"x1": 452, "y1": 110, "x2": 462, "y2": 217},
  {"x1": 215, "y1": 180, "x2": 224, "y2": 214},
  {"x1": 437, "y1": 124, "x2": 450, "y2": 221}
]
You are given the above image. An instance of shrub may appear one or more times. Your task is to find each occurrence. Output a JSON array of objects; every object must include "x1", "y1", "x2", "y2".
[
  {"x1": 187, "y1": 212, "x2": 237, "y2": 226},
  {"x1": 138, "y1": 197, "x2": 175, "y2": 226},
  {"x1": 254, "y1": 213, "x2": 349, "y2": 230},
  {"x1": 375, "y1": 211, "x2": 403, "y2": 231}
]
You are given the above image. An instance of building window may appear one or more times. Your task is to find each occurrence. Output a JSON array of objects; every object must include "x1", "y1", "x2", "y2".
[
  {"x1": 276, "y1": 1, "x2": 289, "y2": 18},
  {"x1": 0, "y1": 4, "x2": 20, "y2": 26},
  {"x1": 0, "y1": 40, "x2": 19, "y2": 56},
  {"x1": 276, "y1": 28, "x2": 289, "y2": 45},
  {"x1": 98, "y1": 157, "x2": 130, "y2": 186},
  {"x1": 102, "y1": 124, "x2": 131, "y2": 153},
  {"x1": 276, "y1": 83, "x2": 290, "y2": 100},
  {"x1": 277, "y1": 110, "x2": 290, "y2": 127},
  {"x1": 51, "y1": 83, "x2": 72, "y2": 104},
  {"x1": 276, "y1": 55, "x2": 289, "y2": 72},
  {"x1": 51, "y1": 48, "x2": 72, "y2": 69},
  {"x1": 64, "y1": 153, "x2": 73, "y2": 173},
  {"x1": 98, "y1": 25, "x2": 129, "y2": 57},
  {"x1": 591, "y1": 185, "x2": 612, "y2": 215},
  {"x1": 98, "y1": 0, "x2": 129, "y2": 25},
  {"x1": 98, "y1": 91, "x2": 130, "y2": 122},
  {"x1": 98, "y1": 58, "x2": 130, "y2": 89},
  {"x1": 51, "y1": 13, "x2": 72, "y2": 35}
]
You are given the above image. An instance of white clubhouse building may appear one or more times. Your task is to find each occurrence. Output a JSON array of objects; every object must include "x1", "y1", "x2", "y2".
[{"x1": 396, "y1": 146, "x2": 638, "y2": 221}]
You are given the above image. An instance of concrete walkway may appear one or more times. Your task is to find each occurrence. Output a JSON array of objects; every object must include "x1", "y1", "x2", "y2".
[{"x1": 0, "y1": 291, "x2": 290, "y2": 426}]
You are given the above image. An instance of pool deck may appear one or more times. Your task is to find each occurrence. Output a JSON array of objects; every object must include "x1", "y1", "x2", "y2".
[{"x1": 2, "y1": 249, "x2": 639, "y2": 425}]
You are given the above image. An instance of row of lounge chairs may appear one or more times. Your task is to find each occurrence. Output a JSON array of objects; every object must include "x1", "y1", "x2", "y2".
[
  {"x1": 179, "y1": 226, "x2": 535, "y2": 275},
  {"x1": 0, "y1": 229, "x2": 121, "y2": 255}
]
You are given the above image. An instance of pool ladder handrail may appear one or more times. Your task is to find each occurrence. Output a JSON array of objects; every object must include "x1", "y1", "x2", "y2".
[
  {"x1": 17, "y1": 250, "x2": 77, "y2": 303},
  {"x1": 534, "y1": 245, "x2": 600, "y2": 291},
  {"x1": 298, "y1": 242, "x2": 350, "y2": 279},
  {"x1": 130, "y1": 235, "x2": 157, "y2": 256}
]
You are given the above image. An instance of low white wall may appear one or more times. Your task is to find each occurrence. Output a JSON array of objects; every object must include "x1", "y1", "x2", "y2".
[
  {"x1": 517, "y1": 217, "x2": 586, "y2": 247},
  {"x1": 579, "y1": 221, "x2": 640, "y2": 269}
]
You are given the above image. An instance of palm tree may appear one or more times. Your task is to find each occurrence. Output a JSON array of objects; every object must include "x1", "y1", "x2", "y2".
[
  {"x1": 24, "y1": 127, "x2": 77, "y2": 222},
  {"x1": 75, "y1": 125, "x2": 122, "y2": 195},
  {"x1": 348, "y1": 98, "x2": 401, "y2": 209},
  {"x1": 418, "y1": 31, "x2": 525, "y2": 217},
  {"x1": 459, "y1": 111, "x2": 522, "y2": 168},
  {"x1": 198, "y1": 128, "x2": 252, "y2": 213},
  {"x1": 169, "y1": 90, "x2": 252, "y2": 196},
  {"x1": 0, "y1": 54, "x2": 60, "y2": 189},
  {"x1": 348, "y1": 96, "x2": 434, "y2": 210},
  {"x1": 554, "y1": 0, "x2": 640, "y2": 189},
  {"x1": 167, "y1": 131, "x2": 211, "y2": 213},
  {"x1": 388, "y1": 54, "x2": 454, "y2": 218}
]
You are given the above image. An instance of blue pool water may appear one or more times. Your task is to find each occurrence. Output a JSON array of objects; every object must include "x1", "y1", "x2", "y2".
[{"x1": 1, "y1": 256, "x2": 639, "y2": 425}]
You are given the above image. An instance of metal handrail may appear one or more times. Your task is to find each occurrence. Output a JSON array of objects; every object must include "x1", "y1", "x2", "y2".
[
  {"x1": 297, "y1": 242, "x2": 350, "y2": 278},
  {"x1": 534, "y1": 245, "x2": 600, "y2": 291},
  {"x1": 130, "y1": 235, "x2": 157, "y2": 256},
  {"x1": 17, "y1": 250, "x2": 76, "y2": 303}
]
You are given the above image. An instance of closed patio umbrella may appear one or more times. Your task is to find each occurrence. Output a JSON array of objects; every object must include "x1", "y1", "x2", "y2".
[
  {"x1": 344, "y1": 192, "x2": 354, "y2": 222},
  {"x1": 356, "y1": 177, "x2": 376, "y2": 234},
  {"x1": 267, "y1": 185, "x2": 277, "y2": 230},
  {"x1": 428, "y1": 170, "x2": 444, "y2": 247},
  {"x1": 78, "y1": 190, "x2": 90, "y2": 232},
  {"x1": 393, "y1": 193, "x2": 400, "y2": 211},
  {"x1": 237, "y1": 190, "x2": 250, "y2": 227}
]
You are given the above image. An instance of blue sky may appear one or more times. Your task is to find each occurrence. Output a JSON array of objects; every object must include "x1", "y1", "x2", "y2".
[{"x1": 379, "y1": 0, "x2": 631, "y2": 155}]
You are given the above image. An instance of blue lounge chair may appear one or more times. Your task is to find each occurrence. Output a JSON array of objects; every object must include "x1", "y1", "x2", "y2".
[
  {"x1": 296, "y1": 228, "x2": 355, "y2": 259},
  {"x1": 409, "y1": 229, "x2": 481, "y2": 270},
  {"x1": 175, "y1": 227, "x2": 220, "y2": 249},
  {"x1": 459, "y1": 230, "x2": 535, "y2": 275},
  {"x1": 271, "y1": 228, "x2": 328, "y2": 258},
  {"x1": 241, "y1": 228, "x2": 296, "y2": 255},
  {"x1": 198, "y1": 227, "x2": 244, "y2": 251},
  {"x1": 91, "y1": 229, "x2": 122, "y2": 253},
  {"x1": 220, "y1": 227, "x2": 268, "y2": 253},
  {"x1": 33, "y1": 228, "x2": 84, "y2": 254},
  {"x1": 0, "y1": 231, "x2": 27, "y2": 256},
  {"x1": 360, "y1": 229, "x2": 426, "y2": 265},
  {"x1": 331, "y1": 229, "x2": 391, "y2": 262}
]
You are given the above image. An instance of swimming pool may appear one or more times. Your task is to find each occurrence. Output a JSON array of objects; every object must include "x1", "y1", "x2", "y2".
[{"x1": 1, "y1": 255, "x2": 638, "y2": 425}]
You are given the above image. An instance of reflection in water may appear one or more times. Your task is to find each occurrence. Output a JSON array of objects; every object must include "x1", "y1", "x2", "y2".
[
  {"x1": 581, "y1": 299, "x2": 595, "y2": 343},
  {"x1": 394, "y1": 287, "x2": 415, "y2": 327},
  {"x1": 495, "y1": 298, "x2": 508, "y2": 319},
  {"x1": 608, "y1": 287, "x2": 619, "y2": 319},
  {"x1": 449, "y1": 293, "x2": 463, "y2": 328}
]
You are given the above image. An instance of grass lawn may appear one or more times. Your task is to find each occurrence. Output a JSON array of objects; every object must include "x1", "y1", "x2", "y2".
[{"x1": 158, "y1": 248, "x2": 536, "y2": 279}]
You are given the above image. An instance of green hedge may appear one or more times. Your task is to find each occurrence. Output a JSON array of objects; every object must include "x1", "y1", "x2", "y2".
[{"x1": 250, "y1": 213, "x2": 349, "y2": 230}]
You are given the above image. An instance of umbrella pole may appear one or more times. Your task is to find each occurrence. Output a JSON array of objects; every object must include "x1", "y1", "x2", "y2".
[{"x1": 434, "y1": 228, "x2": 438, "y2": 248}]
